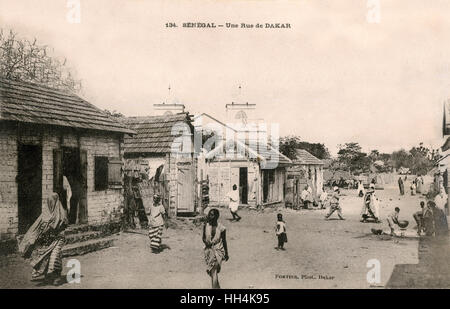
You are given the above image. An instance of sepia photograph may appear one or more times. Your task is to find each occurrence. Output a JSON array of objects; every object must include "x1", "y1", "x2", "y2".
[{"x1": 0, "y1": 0, "x2": 449, "y2": 293}]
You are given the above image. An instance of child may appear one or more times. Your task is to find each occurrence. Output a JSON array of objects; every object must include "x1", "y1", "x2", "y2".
[
  {"x1": 319, "y1": 189, "x2": 328, "y2": 209},
  {"x1": 413, "y1": 201, "x2": 425, "y2": 236},
  {"x1": 387, "y1": 207, "x2": 400, "y2": 236},
  {"x1": 227, "y1": 184, "x2": 241, "y2": 221},
  {"x1": 275, "y1": 213, "x2": 287, "y2": 250}
]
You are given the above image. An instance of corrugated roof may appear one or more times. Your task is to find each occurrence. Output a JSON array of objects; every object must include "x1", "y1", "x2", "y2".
[
  {"x1": 293, "y1": 149, "x2": 324, "y2": 165},
  {"x1": 0, "y1": 78, "x2": 134, "y2": 134},
  {"x1": 123, "y1": 113, "x2": 193, "y2": 154}
]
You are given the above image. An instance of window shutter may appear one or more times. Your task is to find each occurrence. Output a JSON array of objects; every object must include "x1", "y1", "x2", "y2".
[{"x1": 108, "y1": 157, "x2": 123, "y2": 188}]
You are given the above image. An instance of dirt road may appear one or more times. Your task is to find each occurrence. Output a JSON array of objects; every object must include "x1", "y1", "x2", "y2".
[{"x1": 0, "y1": 181, "x2": 438, "y2": 289}]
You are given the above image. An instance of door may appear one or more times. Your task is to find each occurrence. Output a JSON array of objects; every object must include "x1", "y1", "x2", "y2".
[
  {"x1": 239, "y1": 167, "x2": 248, "y2": 204},
  {"x1": 78, "y1": 150, "x2": 88, "y2": 223},
  {"x1": 263, "y1": 170, "x2": 269, "y2": 203},
  {"x1": 18, "y1": 144, "x2": 42, "y2": 234},
  {"x1": 54, "y1": 147, "x2": 87, "y2": 224},
  {"x1": 230, "y1": 167, "x2": 239, "y2": 202},
  {"x1": 177, "y1": 163, "x2": 195, "y2": 213}
]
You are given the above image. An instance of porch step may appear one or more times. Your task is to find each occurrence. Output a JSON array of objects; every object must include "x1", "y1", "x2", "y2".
[
  {"x1": 62, "y1": 236, "x2": 116, "y2": 257},
  {"x1": 64, "y1": 231, "x2": 103, "y2": 245},
  {"x1": 65, "y1": 224, "x2": 93, "y2": 235},
  {"x1": 64, "y1": 220, "x2": 122, "y2": 236}
]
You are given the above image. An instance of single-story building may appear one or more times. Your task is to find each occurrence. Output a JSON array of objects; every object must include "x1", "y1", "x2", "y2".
[
  {"x1": 0, "y1": 78, "x2": 134, "y2": 243},
  {"x1": 122, "y1": 112, "x2": 197, "y2": 216},
  {"x1": 195, "y1": 113, "x2": 292, "y2": 207},
  {"x1": 285, "y1": 149, "x2": 324, "y2": 207}
]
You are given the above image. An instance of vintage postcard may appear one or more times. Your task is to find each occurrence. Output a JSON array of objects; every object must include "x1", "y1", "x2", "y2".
[{"x1": 0, "y1": 0, "x2": 449, "y2": 293}]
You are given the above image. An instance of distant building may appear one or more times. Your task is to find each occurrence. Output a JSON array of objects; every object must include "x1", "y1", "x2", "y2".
[
  {"x1": 285, "y1": 149, "x2": 324, "y2": 207},
  {"x1": 195, "y1": 112, "x2": 292, "y2": 207},
  {"x1": 122, "y1": 113, "x2": 196, "y2": 216}
]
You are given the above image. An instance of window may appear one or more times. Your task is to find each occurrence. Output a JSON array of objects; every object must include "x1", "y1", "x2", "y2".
[
  {"x1": 95, "y1": 157, "x2": 108, "y2": 191},
  {"x1": 95, "y1": 156, "x2": 123, "y2": 191}
]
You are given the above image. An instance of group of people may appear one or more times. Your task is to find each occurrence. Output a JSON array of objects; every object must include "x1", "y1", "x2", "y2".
[
  {"x1": 413, "y1": 197, "x2": 449, "y2": 237},
  {"x1": 398, "y1": 175, "x2": 425, "y2": 196},
  {"x1": 17, "y1": 173, "x2": 449, "y2": 289}
]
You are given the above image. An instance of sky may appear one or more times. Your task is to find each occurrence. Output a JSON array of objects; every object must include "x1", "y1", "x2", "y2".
[{"x1": 0, "y1": 0, "x2": 449, "y2": 155}]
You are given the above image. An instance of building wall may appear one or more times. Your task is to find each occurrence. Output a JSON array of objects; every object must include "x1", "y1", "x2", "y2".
[
  {"x1": 286, "y1": 164, "x2": 324, "y2": 199},
  {"x1": 261, "y1": 167, "x2": 286, "y2": 204},
  {"x1": 0, "y1": 122, "x2": 123, "y2": 241},
  {"x1": 123, "y1": 154, "x2": 196, "y2": 217},
  {"x1": 204, "y1": 160, "x2": 259, "y2": 207}
]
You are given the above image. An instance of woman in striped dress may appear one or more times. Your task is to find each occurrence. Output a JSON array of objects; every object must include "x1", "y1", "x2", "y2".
[
  {"x1": 148, "y1": 194, "x2": 167, "y2": 253},
  {"x1": 19, "y1": 193, "x2": 68, "y2": 285}
]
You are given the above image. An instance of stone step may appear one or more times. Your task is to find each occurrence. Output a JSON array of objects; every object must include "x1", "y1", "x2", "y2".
[
  {"x1": 62, "y1": 236, "x2": 116, "y2": 258},
  {"x1": 65, "y1": 230, "x2": 104, "y2": 245},
  {"x1": 65, "y1": 221, "x2": 122, "y2": 236},
  {"x1": 65, "y1": 224, "x2": 93, "y2": 235}
]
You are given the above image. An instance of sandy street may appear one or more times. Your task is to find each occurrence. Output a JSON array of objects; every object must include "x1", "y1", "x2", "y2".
[{"x1": 0, "y1": 180, "x2": 439, "y2": 289}]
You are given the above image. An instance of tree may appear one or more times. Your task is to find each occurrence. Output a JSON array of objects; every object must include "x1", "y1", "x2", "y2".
[
  {"x1": 104, "y1": 109, "x2": 124, "y2": 118},
  {"x1": 0, "y1": 29, "x2": 81, "y2": 92},
  {"x1": 279, "y1": 136, "x2": 330, "y2": 160},
  {"x1": 390, "y1": 143, "x2": 438, "y2": 175},
  {"x1": 337, "y1": 142, "x2": 370, "y2": 173},
  {"x1": 391, "y1": 149, "x2": 412, "y2": 169}
]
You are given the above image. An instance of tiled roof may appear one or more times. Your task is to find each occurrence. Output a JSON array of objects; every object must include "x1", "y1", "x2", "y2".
[
  {"x1": 0, "y1": 78, "x2": 134, "y2": 134},
  {"x1": 247, "y1": 143, "x2": 292, "y2": 168},
  {"x1": 123, "y1": 113, "x2": 193, "y2": 154},
  {"x1": 293, "y1": 149, "x2": 323, "y2": 165}
]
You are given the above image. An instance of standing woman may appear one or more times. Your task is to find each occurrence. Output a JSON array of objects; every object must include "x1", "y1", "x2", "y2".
[
  {"x1": 398, "y1": 177, "x2": 405, "y2": 196},
  {"x1": 203, "y1": 209, "x2": 229, "y2": 289},
  {"x1": 148, "y1": 194, "x2": 167, "y2": 253},
  {"x1": 18, "y1": 193, "x2": 68, "y2": 285}
]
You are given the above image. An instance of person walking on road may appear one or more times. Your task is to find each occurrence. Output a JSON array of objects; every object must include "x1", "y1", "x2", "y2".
[
  {"x1": 325, "y1": 187, "x2": 345, "y2": 220},
  {"x1": 227, "y1": 184, "x2": 241, "y2": 221},
  {"x1": 148, "y1": 194, "x2": 167, "y2": 253},
  {"x1": 203, "y1": 208, "x2": 229, "y2": 289}
]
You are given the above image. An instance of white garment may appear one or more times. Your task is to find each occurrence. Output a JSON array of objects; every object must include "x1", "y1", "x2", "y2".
[
  {"x1": 435, "y1": 193, "x2": 448, "y2": 210},
  {"x1": 63, "y1": 176, "x2": 72, "y2": 206},
  {"x1": 320, "y1": 191, "x2": 328, "y2": 202},
  {"x1": 357, "y1": 183, "x2": 365, "y2": 195},
  {"x1": 227, "y1": 189, "x2": 239, "y2": 212},
  {"x1": 370, "y1": 194, "x2": 380, "y2": 219},
  {"x1": 300, "y1": 189, "x2": 309, "y2": 201}
]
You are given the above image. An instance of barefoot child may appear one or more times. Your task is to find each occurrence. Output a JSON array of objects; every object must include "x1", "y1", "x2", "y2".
[{"x1": 275, "y1": 213, "x2": 287, "y2": 250}]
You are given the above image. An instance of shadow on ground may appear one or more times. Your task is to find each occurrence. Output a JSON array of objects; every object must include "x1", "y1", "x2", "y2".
[{"x1": 387, "y1": 235, "x2": 450, "y2": 288}]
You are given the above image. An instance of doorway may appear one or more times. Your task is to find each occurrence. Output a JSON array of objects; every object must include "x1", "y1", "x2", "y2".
[
  {"x1": 177, "y1": 162, "x2": 195, "y2": 214},
  {"x1": 263, "y1": 170, "x2": 269, "y2": 203},
  {"x1": 239, "y1": 167, "x2": 248, "y2": 204},
  {"x1": 54, "y1": 147, "x2": 88, "y2": 224},
  {"x1": 18, "y1": 144, "x2": 42, "y2": 234}
]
